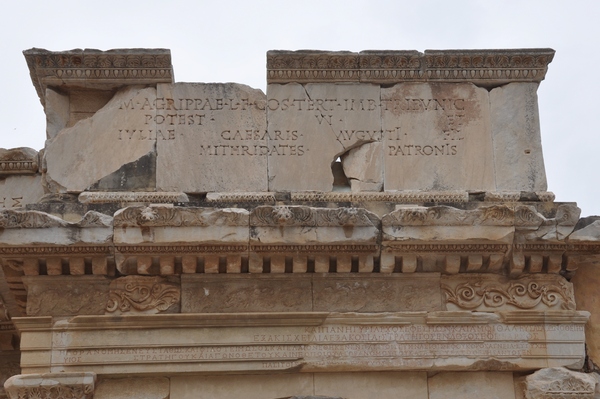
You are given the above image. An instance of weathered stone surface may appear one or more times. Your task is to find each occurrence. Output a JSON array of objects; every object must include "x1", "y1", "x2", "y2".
[
  {"x1": 0, "y1": 148, "x2": 38, "y2": 176},
  {"x1": 572, "y1": 263, "x2": 600, "y2": 365},
  {"x1": 0, "y1": 175, "x2": 43, "y2": 210},
  {"x1": 428, "y1": 372, "x2": 515, "y2": 399},
  {"x1": 521, "y1": 367, "x2": 596, "y2": 399},
  {"x1": 0, "y1": 352, "x2": 19, "y2": 399},
  {"x1": 106, "y1": 276, "x2": 180, "y2": 315},
  {"x1": 155, "y1": 83, "x2": 267, "y2": 193},
  {"x1": 382, "y1": 82, "x2": 495, "y2": 191},
  {"x1": 342, "y1": 141, "x2": 383, "y2": 191},
  {"x1": 312, "y1": 274, "x2": 442, "y2": 312},
  {"x1": 382, "y1": 205, "x2": 539, "y2": 243},
  {"x1": 250, "y1": 205, "x2": 379, "y2": 244},
  {"x1": 442, "y1": 274, "x2": 575, "y2": 311},
  {"x1": 43, "y1": 86, "x2": 157, "y2": 193},
  {"x1": 24, "y1": 48, "x2": 173, "y2": 106},
  {"x1": 0, "y1": 210, "x2": 112, "y2": 246},
  {"x1": 314, "y1": 372, "x2": 428, "y2": 399},
  {"x1": 23, "y1": 276, "x2": 110, "y2": 316},
  {"x1": 170, "y1": 374, "x2": 313, "y2": 399},
  {"x1": 4, "y1": 372, "x2": 96, "y2": 399},
  {"x1": 95, "y1": 377, "x2": 169, "y2": 399},
  {"x1": 182, "y1": 275, "x2": 312, "y2": 313},
  {"x1": 45, "y1": 88, "x2": 69, "y2": 140},
  {"x1": 182, "y1": 274, "x2": 440, "y2": 313},
  {"x1": 490, "y1": 83, "x2": 546, "y2": 191},
  {"x1": 114, "y1": 206, "x2": 249, "y2": 244},
  {"x1": 14, "y1": 311, "x2": 588, "y2": 375},
  {"x1": 569, "y1": 218, "x2": 600, "y2": 242},
  {"x1": 267, "y1": 83, "x2": 381, "y2": 191}
]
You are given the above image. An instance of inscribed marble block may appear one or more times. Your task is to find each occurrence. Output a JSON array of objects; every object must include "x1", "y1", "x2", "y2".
[
  {"x1": 43, "y1": 86, "x2": 158, "y2": 192},
  {"x1": 267, "y1": 83, "x2": 382, "y2": 191},
  {"x1": 382, "y1": 82, "x2": 495, "y2": 191},
  {"x1": 156, "y1": 83, "x2": 267, "y2": 192}
]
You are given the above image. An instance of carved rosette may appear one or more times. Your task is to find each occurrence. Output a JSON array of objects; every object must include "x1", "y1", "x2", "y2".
[
  {"x1": 442, "y1": 274, "x2": 575, "y2": 311},
  {"x1": 4, "y1": 373, "x2": 96, "y2": 399},
  {"x1": 114, "y1": 206, "x2": 249, "y2": 227},
  {"x1": 106, "y1": 276, "x2": 180, "y2": 314}
]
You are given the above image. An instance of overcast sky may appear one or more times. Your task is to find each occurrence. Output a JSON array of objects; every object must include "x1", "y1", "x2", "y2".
[{"x1": 2, "y1": 1, "x2": 598, "y2": 216}]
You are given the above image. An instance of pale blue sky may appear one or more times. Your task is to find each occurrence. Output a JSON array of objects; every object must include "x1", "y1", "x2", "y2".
[{"x1": 2, "y1": 0, "x2": 598, "y2": 215}]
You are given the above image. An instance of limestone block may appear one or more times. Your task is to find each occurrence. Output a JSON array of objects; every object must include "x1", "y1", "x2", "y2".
[
  {"x1": 106, "y1": 276, "x2": 180, "y2": 315},
  {"x1": 181, "y1": 274, "x2": 311, "y2": 313},
  {"x1": 572, "y1": 263, "x2": 600, "y2": 365},
  {"x1": 45, "y1": 88, "x2": 69, "y2": 140},
  {"x1": 312, "y1": 274, "x2": 442, "y2": 312},
  {"x1": 521, "y1": 367, "x2": 596, "y2": 398},
  {"x1": 428, "y1": 372, "x2": 515, "y2": 399},
  {"x1": 0, "y1": 210, "x2": 113, "y2": 246},
  {"x1": 43, "y1": 86, "x2": 157, "y2": 192},
  {"x1": 95, "y1": 377, "x2": 169, "y2": 399},
  {"x1": 442, "y1": 274, "x2": 575, "y2": 312},
  {"x1": 0, "y1": 352, "x2": 19, "y2": 399},
  {"x1": 0, "y1": 175, "x2": 43, "y2": 209},
  {"x1": 569, "y1": 218, "x2": 600, "y2": 242},
  {"x1": 68, "y1": 90, "x2": 114, "y2": 127},
  {"x1": 342, "y1": 141, "x2": 383, "y2": 191},
  {"x1": 490, "y1": 82, "x2": 547, "y2": 191},
  {"x1": 113, "y1": 206, "x2": 249, "y2": 244},
  {"x1": 250, "y1": 205, "x2": 380, "y2": 245},
  {"x1": 382, "y1": 205, "x2": 522, "y2": 243},
  {"x1": 23, "y1": 276, "x2": 110, "y2": 316},
  {"x1": 155, "y1": 83, "x2": 267, "y2": 193},
  {"x1": 267, "y1": 83, "x2": 382, "y2": 191},
  {"x1": 314, "y1": 372, "x2": 428, "y2": 399},
  {"x1": 383, "y1": 82, "x2": 495, "y2": 191},
  {"x1": 13, "y1": 311, "x2": 589, "y2": 375},
  {"x1": 170, "y1": 374, "x2": 313, "y2": 399}
]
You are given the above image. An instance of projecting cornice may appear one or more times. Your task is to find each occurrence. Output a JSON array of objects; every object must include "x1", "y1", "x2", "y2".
[
  {"x1": 23, "y1": 48, "x2": 174, "y2": 107},
  {"x1": 267, "y1": 48, "x2": 555, "y2": 85}
]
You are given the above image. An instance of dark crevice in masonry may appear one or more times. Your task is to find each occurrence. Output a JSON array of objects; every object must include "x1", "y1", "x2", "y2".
[{"x1": 88, "y1": 150, "x2": 156, "y2": 191}]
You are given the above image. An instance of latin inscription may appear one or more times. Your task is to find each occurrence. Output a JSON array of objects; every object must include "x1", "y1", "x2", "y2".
[
  {"x1": 0, "y1": 197, "x2": 23, "y2": 209},
  {"x1": 117, "y1": 95, "x2": 471, "y2": 158}
]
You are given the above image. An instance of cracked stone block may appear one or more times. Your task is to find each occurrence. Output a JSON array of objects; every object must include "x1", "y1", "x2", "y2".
[
  {"x1": 45, "y1": 88, "x2": 69, "y2": 140},
  {"x1": 342, "y1": 141, "x2": 383, "y2": 191},
  {"x1": 490, "y1": 82, "x2": 547, "y2": 191},
  {"x1": 95, "y1": 377, "x2": 170, "y2": 399},
  {"x1": 43, "y1": 86, "x2": 157, "y2": 192},
  {"x1": 267, "y1": 83, "x2": 382, "y2": 191},
  {"x1": 156, "y1": 82, "x2": 267, "y2": 193},
  {"x1": 428, "y1": 372, "x2": 515, "y2": 399},
  {"x1": 383, "y1": 82, "x2": 495, "y2": 191}
]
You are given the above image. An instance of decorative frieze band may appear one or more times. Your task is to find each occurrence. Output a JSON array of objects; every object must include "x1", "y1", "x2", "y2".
[
  {"x1": 79, "y1": 191, "x2": 188, "y2": 204},
  {"x1": 267, "y1": 49, "x2": 554, "y2": 85},
  {"x1": 0, "y1": 148, "x2": 38, "y2": 176},
  {"x1": 24, "y1": 48, "x2": 173, "y2": 106}
]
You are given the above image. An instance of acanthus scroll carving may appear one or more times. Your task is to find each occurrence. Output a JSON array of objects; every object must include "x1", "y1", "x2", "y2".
[
  {"x1": 250, "y1": 206, "x2": 377, "y2": 227},
  {"x1": 442, "y1": 275, "x2": 575, "y2": 311},
  {"x1": 106, "y1": 276, "x2": 180, "y2": 314}
]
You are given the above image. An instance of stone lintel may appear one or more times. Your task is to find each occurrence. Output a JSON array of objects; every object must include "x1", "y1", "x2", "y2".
[
  {"x1": 23, "y1": 48, "x2": 173, "y2": 107},
  {"x1": 11, "y1": 311, "x2": 588, "y2": 375},
  {"x1": 78, "y1": 191, "x2": 188, "y2": 204},
  {"x1": 267, "y1": 49, "x2": 554, "y2": 85}
]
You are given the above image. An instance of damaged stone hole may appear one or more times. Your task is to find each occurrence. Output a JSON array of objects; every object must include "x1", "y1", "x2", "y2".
[{"x1": 331, "y1": 141, "x2": 382, "y2": 192}]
